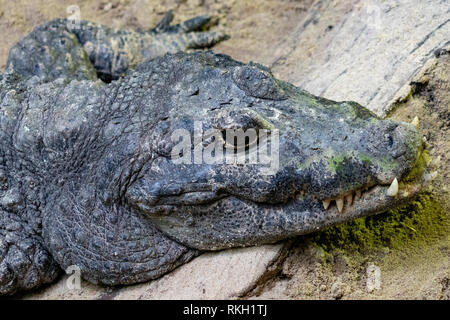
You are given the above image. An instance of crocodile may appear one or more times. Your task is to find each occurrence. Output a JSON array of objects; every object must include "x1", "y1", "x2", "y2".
[{"x1": 0, "y1": 14, "x2": 429, "y2": 295}]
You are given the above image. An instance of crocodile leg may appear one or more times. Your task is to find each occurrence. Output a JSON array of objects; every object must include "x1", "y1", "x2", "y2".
[
  {"x1": 0, "y1": 209, "x2": 60, "y2": 295},
  {"x1": 154, "y1": 10, "x2": 211, "y2": 33}
]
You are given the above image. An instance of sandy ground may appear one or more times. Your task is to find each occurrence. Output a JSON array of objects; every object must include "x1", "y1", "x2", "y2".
[{"x1": 1, "y1": 0, "x2": 449, "y2": 299}]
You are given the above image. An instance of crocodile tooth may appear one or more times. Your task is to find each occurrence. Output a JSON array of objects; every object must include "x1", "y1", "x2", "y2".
[
  {"x1": 386, "y1": 177, "x2": 398, "y2": 197},
  {"x1": 346, "y1": 193, "x2": 353, "y2": 206},
  {"x1": 336, "y1": 196, "x2": 344, "y2": 213},
  {"x1": 322, "y1": 199, "x2": 331, "y2": 210},
  {"x1": 355, "y1": 189, "x2": 362, "y2": 198},
  {"x1": 411, "y1": 116, "x2": 419, "y2": 129}
]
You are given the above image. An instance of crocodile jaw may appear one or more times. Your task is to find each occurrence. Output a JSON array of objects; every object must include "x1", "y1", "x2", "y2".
[{"x1": 139, "y1": 168, "x2": 430, "y2": 251}]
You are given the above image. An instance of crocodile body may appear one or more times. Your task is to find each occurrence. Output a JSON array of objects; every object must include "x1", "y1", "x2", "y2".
[{"x1": 0, "y1": 15, "x2": 425, "y2": 295}]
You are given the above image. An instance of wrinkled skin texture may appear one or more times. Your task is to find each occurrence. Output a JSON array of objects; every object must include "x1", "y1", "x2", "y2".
[
  {"x1": 0, "y1": 13, "x2": 224, "y2": 295},
  {"x1": 0, "y1": 15, "x2": 424, "y2": 295}
]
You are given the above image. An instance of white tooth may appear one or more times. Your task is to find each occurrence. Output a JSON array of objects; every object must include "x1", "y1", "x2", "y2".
[
  {"x1": 323, "y1": 199, "x2": 331, "y2": 210},
  {"x1": 346, "y1": 193, "x2": 353, "y2": 206},
  {"x1": 386, "y1": 177, "x2": 398, "y2": 197},
  {"x1": 411, "y1": 116, "x2": 419, "y2": 129},
  {"x1": 336, "y1": 197, "x2": 344, "y2": 213},
  {"x1": 355, "y1": 189, "x2": 362, "y2": 198}
]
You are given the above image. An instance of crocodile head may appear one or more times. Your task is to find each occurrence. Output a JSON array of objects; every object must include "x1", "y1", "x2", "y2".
[{"x1": 126, "y1": 52, "x2": 426, "y2": 250}]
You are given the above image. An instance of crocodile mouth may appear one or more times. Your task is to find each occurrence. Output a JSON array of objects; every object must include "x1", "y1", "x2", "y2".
[
  {"x1": 131, "y1": 159, "x2": 434, "y2": 217},
  {"x1": 134, "y1": 168, "x2": 433, "y2": 251}
]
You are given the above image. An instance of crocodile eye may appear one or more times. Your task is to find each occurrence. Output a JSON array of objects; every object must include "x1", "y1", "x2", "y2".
[
  {"x1": 232, "y1": 64, "x2": 287, "y2": 100},
  {"x1": 213, "y1": 109, "x2": 259, "y2": 131}
]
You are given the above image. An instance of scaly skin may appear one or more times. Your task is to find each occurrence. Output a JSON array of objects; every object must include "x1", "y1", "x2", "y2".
[{"x1": 0, "y1": 15, "x2": 426, "y2": 295}]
